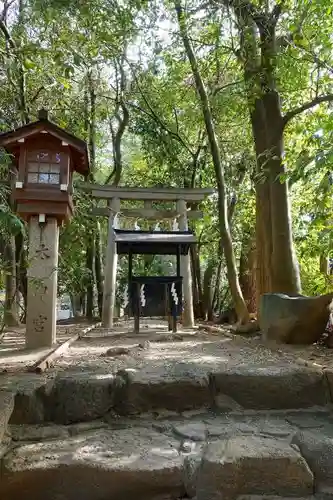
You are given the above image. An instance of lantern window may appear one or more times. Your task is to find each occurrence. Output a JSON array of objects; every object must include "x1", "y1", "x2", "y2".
[{"x1": 26, "y1": 150, "x2": 63, "y2": 185}]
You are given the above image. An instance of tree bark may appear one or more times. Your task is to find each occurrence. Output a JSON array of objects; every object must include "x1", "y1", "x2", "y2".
[
  {"x1": 320, "y1": 255, "x2": 329, "y2": 275},
  {"x1": 202, "y1": 259, "x2": 215, "y2": 321},
  {"x1": 239, "y1": 234, "x2": 257, "y2": 314},
  {"x1": 228, "y1": 0, "x2": 301, "y2": 303},
  {"x1": 15, "y1": 231, "x2": 26, "y2": 322},
  {"x1": 190, "y1": 244, "x2": 204, "y2": 318},
  {"x1": 175, "y1": 0, "x2": 249, "y2": 323},
  {"x1": 3, "y1": 236, "x2": 19, "y2": 326}
]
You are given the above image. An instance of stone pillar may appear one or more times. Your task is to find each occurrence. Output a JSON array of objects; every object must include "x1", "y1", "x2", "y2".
[
  {"x1": 102, "y1": 197, "x2": 120, "y2": 328},
  {"x1": 26, "y1": 217, "x2": 59, "y2": 349},
  {"x1": 176, "y1": 199, "x2": 194, "y2": 327}
]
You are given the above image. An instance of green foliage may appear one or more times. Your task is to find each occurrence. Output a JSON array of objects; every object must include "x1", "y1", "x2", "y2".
[{"x1": 0, "y1": 0, "x2": 333, "y2": 311}]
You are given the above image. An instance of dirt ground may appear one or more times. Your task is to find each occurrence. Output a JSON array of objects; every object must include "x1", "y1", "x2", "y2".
[
  {"x1": 0, "y1": 319, "x2": 333, "y2": 374},
  {"x1": 0, "y1": 322, "x2": 90, "y2": 372}
]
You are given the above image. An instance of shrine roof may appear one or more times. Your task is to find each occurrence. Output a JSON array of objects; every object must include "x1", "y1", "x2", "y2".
[{"x1": 114, "y1": 229, "x2": 196, "y2": 255}]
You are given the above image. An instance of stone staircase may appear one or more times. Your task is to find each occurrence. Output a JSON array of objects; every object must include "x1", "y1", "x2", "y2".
[{"x1": 0, "y1": 333, "x2": 333, "y2": 499}]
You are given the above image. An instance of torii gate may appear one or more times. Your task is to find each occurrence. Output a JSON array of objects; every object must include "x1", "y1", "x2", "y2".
[{"x1": 80, "y1": 184, "x2": 213, "y2": 328}]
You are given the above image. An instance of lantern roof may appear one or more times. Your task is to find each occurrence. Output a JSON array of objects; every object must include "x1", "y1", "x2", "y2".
[{"x1": 0, "y1": 109, "x2": 89, "y2": 175}]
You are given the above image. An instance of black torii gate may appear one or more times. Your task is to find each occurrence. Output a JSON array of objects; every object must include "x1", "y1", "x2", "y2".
[{"x1": 114, "y1": 229, "x2": 196, "y2": 333}]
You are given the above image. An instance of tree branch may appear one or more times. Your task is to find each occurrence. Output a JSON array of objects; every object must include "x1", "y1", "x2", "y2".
[
  {"x1": 212, "y1": 79, "x2": 243, "y2": 96},
  {"x1": 270, "y1": 0, "x2": 286, "y2": 25},
  {"x1": 283, "y1": 94, "x2": 333, "y2": 127},
  {"x1": 0, "y1": 17, "x2": 15, "y2": 50},
  {"x1": 0, "y1": 0, "x2": 16, "y2": 23},
  {"x1": 128, "y1": 63, "x2": 195, "y2": 156}
]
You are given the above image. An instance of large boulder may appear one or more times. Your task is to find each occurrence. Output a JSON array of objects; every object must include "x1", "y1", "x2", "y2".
[{"x1": 259, "y1": 293, "x2": 333, "y2": 344}]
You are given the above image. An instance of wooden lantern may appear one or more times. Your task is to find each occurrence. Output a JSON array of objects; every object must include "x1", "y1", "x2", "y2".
[{"x1": 0, "y1": 109, "x2": 89, "y2": 224}]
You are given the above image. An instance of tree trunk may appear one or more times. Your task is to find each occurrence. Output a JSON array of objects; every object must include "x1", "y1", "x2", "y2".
[
  {"x1": 239, "y1": 234, "x2": 257, "y2": 314},
  {"x1": 175, "y1": 0, "x2": 249, "y2": 323},
  {"x1": 263, "y1": 92, "x2": 301, "y2": 294},
  {"x1": 15, "y1": 231, "x2": 27, "y2": 322},
  {"x1": 190, "y1": 244, "x2": 204, "y2": 318},
  {"x1": 320, "y1": 255, "x2": 329, "y2": 275},
  {"x1": 71, "y1": 295, "x2": 83, "y2": 318},
  {"x1": 203, "y1": 259, "x2": 215, "y2": 321},
  {"x1": 212, "y1": 259, "x2": 222, "y2": 313},
  {"x1": 227, "y1": 0, "x2": 301, "y2": 308},
  {"x1": 3, "y1": 237, "x2": 19, "y2": 326}
]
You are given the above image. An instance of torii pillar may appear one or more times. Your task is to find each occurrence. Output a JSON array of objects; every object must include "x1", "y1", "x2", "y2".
[
  {"x1": 177, "y1": 199, "x2": 194, "y2": 327},
  {"x1": 102, "y1": 197, "x2": 120, "y2": 327}
]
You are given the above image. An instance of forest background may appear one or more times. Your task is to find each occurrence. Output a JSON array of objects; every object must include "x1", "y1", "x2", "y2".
[{"x1": 0, "y1": 0, "x2": 333, "y2": 327}]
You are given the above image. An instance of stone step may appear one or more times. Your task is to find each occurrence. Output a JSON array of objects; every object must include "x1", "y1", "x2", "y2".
[
  {"x1": 1, "y1": 411, "x2": 333, "y2": 500},
  {"x1": 0, "y1": 363, "x2": 330, "y2": 426},
  {"x1": 0, "y1": 390, "x2": 14, "y2": 457}
]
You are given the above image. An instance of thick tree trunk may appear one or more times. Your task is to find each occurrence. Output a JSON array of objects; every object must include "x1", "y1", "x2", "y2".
[
  {"x1": 175, "y1": 1, "x2": 249, "y2": 323},
  {"x1": 241, "y1": 13, "x2": 301, "y2": 303},
  {"x1": 251, "y1": 95, "x2": 301, "y2": 297},
  {"x1": 250, "y1": 99, "x2": 273, "y2": 306}
]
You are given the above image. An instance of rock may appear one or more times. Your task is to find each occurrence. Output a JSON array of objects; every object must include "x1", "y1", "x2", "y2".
[
  {"x1": 255, "y1": 417, "x2": 294, "y2": 439},
  {"x1": 114, "y1": 367, "x2": 210, "y2": 415},
  {"x1": 172, "y1": 422, "x2": 207, "y2": 442},
  {"x1": 45, "y1": 373, "x2": 115, "y2": 424},
  {"x1": 214, "y1": 393, "x2": 243, "y2": 411},
  {"x1": 259, "y1": 293, "x2": 333, "y2": 344},
  {"x1": 237, "y1": 496, "x2": 317, "y2": 500},
  {"x1": 67, "y1": 420, "x2": 109, "y2": 436},
  {"x1": 323, "y1": 370, "x2": 333, "y2": 405},
  {"x1": 0, "y1": 433, "x2": 11, "y2": 459},
  {"x1": 292, "y1": 430, "x2": 333, "y2": 492},
  {"x1": 231, "y1": 321, "x2": 260, "y2": 335},
  {"x1": 285, "y1": 413, "x2": 331, "y2": 430},
  {"x1": 204, "y1": 416, "x2": 257, "y2": 438},
  {"x1": 0, "y1": 427, "x2": 183, "y2": 500},
  {"x1": 0, "y1": 390, "x2": 14, "y2": 442},
  {"x1": 6, "y1": 375, "x2": 51, "y2": 425},
  {"x1": 195, "y1": 435, "x2": 313, "y2": 500},
  {"x1": 103, "y1": 346, "x2": 131, "y2": 357},
  {"x1": 138, "y1": 340, "x2": 150, "y2": 349},
  {"x1": 211, "y1": 365, "x2": 329, "y2": 409},
  {"x1": 183, "y1": 453, "x2": 202, "y2": 497},
  {"x1": 10, "y1": 424, "x2": 69, "y2": 442}
]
